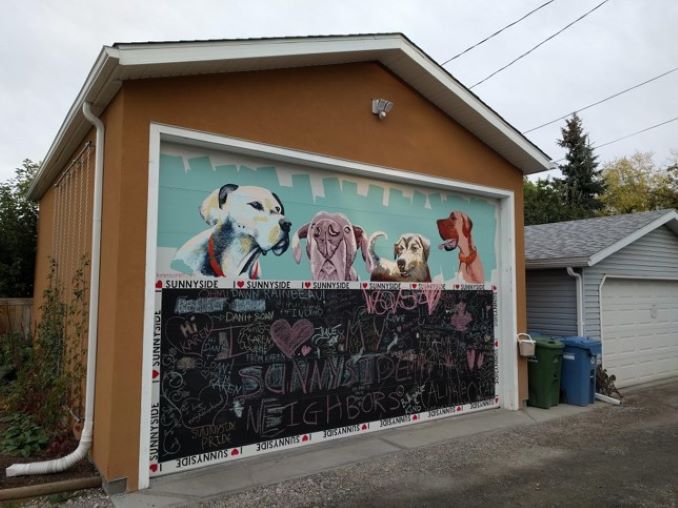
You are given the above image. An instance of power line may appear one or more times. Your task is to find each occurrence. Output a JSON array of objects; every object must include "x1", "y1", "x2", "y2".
[
  {"x1": 470, "y1": 0, "x2": 611, "y2": 89},
  {"x1": 594, "y1": 116, "x2": 678, "y2": 150},
  {"x1": 440, "y1": 0, "x2": 557, "y2": 66},
  {"x1": 523, "y1": 66, "x2": 678, "y2": 133},
  {"x1": 551, "y1": 115, "x2": 678, "y2": 164}
]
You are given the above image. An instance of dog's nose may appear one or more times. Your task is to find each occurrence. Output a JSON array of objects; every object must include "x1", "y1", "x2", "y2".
[
  {"x1": 397, "y1": 259, "x2": 406, "y2": 270},
  {"x1": 279, "y1": 219, "x2": 291, "y2": 232}
]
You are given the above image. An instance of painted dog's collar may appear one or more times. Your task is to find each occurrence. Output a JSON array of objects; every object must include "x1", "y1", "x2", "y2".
[
  {"x1": 459, "y1": 247, "x2": 478, "y2": 266},
  {"x1": 207, "y1": 236, "x2": 225, "y2": 277}
]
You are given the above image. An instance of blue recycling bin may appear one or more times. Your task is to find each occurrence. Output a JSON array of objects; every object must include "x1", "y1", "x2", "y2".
[{"x1": 559, "y1": 336, "x2": 602, "y2": 406}]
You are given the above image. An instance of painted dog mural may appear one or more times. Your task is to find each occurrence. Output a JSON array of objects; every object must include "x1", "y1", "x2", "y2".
[
  {"x1": 173, "y1": 184, "x2": 291, "y2": 278},
  {"x1": 291, "y1": 211, "x2": 368, "y2": 281}
]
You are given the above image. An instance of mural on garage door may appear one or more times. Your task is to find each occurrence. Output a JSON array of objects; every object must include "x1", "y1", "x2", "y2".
[{"x1": 149, "y1": 143, "x2": 500, "y2": 475}]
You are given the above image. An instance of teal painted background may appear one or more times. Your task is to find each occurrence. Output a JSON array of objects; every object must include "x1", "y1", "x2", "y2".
[{"x1": 157, "y1": 148, "x2": 497, "y2": 281}]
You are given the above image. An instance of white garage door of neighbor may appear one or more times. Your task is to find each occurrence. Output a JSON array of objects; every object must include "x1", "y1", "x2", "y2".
[{"x1": 602, "y1": 278, "x2": 678, "y2": 388}]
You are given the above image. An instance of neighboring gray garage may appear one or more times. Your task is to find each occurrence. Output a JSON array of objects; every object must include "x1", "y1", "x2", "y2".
[{"x1": 525, "y1": 209, "x2": 678, "y2": 388}]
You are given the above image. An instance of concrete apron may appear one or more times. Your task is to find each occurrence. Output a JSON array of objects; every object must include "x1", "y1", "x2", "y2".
[{"x1": 112, "y1": 403, "x2": 597, "y2": 508}]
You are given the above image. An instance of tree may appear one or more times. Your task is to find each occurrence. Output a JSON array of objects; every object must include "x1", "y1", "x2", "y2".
[
  {"x1": 524, "y1": 178, "x2": 572, "y2": 225},
  {"x1": 0, "y1": 159, "x2": 39, "y2": 297},
  {"x1": 600, "y1": 152, "x2": 678, "y2": 215},
  {"x1": 557, "y1": 114, "x2": 605, "y2": 217}
]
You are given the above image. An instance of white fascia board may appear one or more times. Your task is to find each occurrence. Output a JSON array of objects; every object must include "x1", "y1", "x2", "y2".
[
  {"x1": 395, "y1": 41, "x2": 551, "y2": 173},
  {"x1": 28, "y1": 46, "x2": 120, "y2": 200},
  {"x1": 115, "y1": 35, "x2": 401, "y2": 66},
  {"x1": 525, "y1": 257, "x2": 590, "y2": 270},
  {"x1": 588, "y1": 212, "x2": 678, "y2": 266}
]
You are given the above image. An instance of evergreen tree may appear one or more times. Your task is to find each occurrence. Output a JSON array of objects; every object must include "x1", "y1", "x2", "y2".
[{"x1": 556, "y1": 114, "x2": 604, "y2": 217}]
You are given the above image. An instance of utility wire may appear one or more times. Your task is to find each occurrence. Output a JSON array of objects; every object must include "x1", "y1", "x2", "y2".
[
  {"x1": 523, "y1": 66, "x2": 678, "y2": 133},
  {"x1": 470, "y1": 0, "x2": 611, "y2": 89},
  {"x1": 594, "y1": 116, "x2": 678, "y2": 150},
  {"x1": 440, "y1": 0, "x2": 557, "y2": 66},
  {"x1": 551, "y1": 115, "x2": 678, "y2": 164}
]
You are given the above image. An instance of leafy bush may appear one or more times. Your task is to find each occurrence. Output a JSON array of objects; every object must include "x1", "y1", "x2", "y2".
[{"x1": 0, "y1": 413, "x2": 49, "y2": 457}]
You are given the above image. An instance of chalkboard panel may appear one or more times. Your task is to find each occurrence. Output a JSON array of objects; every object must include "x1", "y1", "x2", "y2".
[{"x1": 158, "y1": 287, "x2": 496, "y2": 464}]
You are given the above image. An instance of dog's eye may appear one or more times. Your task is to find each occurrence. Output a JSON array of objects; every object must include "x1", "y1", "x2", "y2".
[
  {"x1": 248, "y1": 201, "x2": 264, "y2": 211},
  {"x1": 272, "y1": 206, "x2": 281, "y2": 214}
]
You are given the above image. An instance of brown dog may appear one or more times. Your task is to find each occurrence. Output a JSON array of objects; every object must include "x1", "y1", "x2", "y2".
[
  {"x1": 367, "y1": 232, "x2": 431, "y2": 282},
  {"x1": 436, "y1": 211, "x2": 484, "y2": 284}
]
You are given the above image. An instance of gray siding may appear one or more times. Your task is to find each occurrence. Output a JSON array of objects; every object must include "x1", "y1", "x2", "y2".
[
  {"x1": 583, "y1": 226, "x2": 678, "y2": 339},
  {"x1": 526, "y1": 268, "x2": 578, "y2": 336}
]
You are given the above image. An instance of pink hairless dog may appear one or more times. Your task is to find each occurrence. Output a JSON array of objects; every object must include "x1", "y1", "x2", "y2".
[{"x1": 291, "y1": 211, "x2": 368, "y2": 281}]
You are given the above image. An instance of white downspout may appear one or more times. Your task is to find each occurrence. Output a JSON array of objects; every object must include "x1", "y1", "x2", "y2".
[
  {"x1": 6, "y1": 102, "x2": 104, "y2": 477},
  {"x1": 566, "y1": 267, "x2": 584, "y2": 336}
]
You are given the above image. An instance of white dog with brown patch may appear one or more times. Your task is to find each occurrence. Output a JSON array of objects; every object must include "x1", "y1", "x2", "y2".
[{"x1": 174, "y1": 184, "x2": 291, "y2": 278}]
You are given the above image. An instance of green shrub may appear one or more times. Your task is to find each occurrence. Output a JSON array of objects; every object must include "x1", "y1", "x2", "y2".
[{"x1": 0, "y1": 413, "x2": 49, "y2": 457}]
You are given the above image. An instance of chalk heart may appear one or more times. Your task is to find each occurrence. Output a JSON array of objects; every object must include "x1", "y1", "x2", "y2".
[
  {"x1": 302, "y1": 434, "x2": 309, "y2": 442},
  {"x1": 270, "y1": 319, "x2": 315, "y2": 359},
  {"x1": 152, "y1": 370, "x2": 160, "y2": 379},
  {"x1": 361, "y1": 424, "x2": 368, "y2": 431},
  {"x1": 362, "y1": 282, "x2": 368, "y2": 289},
  {"x1": 456, "y1": 406, "x2": 462, "y2": 411},
  {"x1": 155, "y1": 280, "x2": 162, "y2": 289},
  {"x1": 149, "y1": 464, "x2": 158, "y2": 473},
  {"x1": 411, "y1": 283, "x2": 418, "y2": 289},
  {"x1": 304, "y1": 281, "x2": 312, "y2": 288},
  {"x1": 301, "y1": 345, "x2": 312, "y2": 356},
  {"x1": 411, "y1": 414, "x2": 418, "y2": 421},
  {"x1": 236, "y1": 280, "x2": 245, "y2": 288},
  {"x1": 231, "y1": 448, "x2": 239, "y2": 456}
]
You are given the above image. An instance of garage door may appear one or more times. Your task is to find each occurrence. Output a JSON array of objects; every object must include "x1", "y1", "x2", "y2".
[
  {"x1": 147, "y1": 140, "x2": 504, "y2": 477},
  {"x1": 602, "y1": 278, "x2": 678, "y2": 387}
]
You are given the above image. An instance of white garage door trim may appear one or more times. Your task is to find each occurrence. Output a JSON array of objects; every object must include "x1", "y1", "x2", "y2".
[
  {"x1": 138, "y1": 122, "x2": 520, "y2": 489},
  {"x1": 600, "y1": 275, "x2": 678, "y2": 388}
]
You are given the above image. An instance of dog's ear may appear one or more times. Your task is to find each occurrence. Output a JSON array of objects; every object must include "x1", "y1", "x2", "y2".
[
  {"x1": 271, "y1": 191, "x2": 285, "y2": 215},
  {"x1": 461, "y1": 214, "x2": 473, "y2": 238},
  {"x1": 418, "y1": 235, "x2": 431, "y2": 260},
  {"x1": 200, "y1": 184, "x2": 239, "y2": 225},
  {"x1": 291, "y1": 223, "x2": 309, "y2": 264},
  {"x1": 353, "y1": 226, "x2": 368, "y2": 261},
  {"x1": 218, "y1": 184, "x2": 239, "y2": 207}
]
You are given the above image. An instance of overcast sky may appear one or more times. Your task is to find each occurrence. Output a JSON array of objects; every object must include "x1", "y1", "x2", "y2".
[{"x1": 1, "y1": 0, "x2": 677, "y2": 183}]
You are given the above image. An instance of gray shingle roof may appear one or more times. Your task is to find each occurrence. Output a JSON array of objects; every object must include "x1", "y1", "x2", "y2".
[{"x1": 525, "y1": 209, "x2": 678, "y2": 268}]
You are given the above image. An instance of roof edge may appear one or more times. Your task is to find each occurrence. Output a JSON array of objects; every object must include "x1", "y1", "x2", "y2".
[
  {"x1": 28, "y1": 34, "x2": 551, "y2": 200},
  {"x1": 28, "y1": 46, "x2": 120, "y2": 200},
  {"x1": 587, "y1": 211, "x2": 678, "y2": 266},
  {"x1": 526, "y1": 257, "x2": 590, "y2": 269}
]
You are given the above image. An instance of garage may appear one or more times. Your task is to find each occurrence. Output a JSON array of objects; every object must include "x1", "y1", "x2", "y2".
[
  {"x1": 526, "y1": 209, "x2": 678, "y2": 389},
  {"x1": 26, "y1": 34, "x2": 551, "y2": 492},
  {"x1": 601, "y1": 278, "x2": 678, "y2": 388}
]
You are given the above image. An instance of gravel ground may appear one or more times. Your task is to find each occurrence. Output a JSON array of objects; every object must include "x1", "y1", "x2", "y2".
[
  {"x1": 4, "y1": 488, "x2": 112, "y2": 508},
  {"x1": 197, "y1": 381, "x2": 678, "y2": 508},
  {"x1": 8, "y1": 381, "x2": 676, "y2": 507}
]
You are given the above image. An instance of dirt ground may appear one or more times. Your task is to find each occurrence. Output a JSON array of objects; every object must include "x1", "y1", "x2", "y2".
[{"x1": 203, "y1": 380, "x2": 678, "y2": 508}]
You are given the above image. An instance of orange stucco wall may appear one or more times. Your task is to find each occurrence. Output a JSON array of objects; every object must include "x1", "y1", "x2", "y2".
[{"x1": 36, "y1": 61, "x2": 529, "y2": 490}]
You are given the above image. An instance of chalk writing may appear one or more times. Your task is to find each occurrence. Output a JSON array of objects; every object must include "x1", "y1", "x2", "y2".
[{"x1": 158, "y1": 287, "x2": 496, "y2": 463}]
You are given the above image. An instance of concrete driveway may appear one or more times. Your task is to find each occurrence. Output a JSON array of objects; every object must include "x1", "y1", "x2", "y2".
[{"x1": 114, "y1": 379, "x2": 678, "y2": 507}]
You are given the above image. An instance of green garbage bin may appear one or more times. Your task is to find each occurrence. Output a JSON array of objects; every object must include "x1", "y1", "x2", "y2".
[{"x1": 527, "y1": 335, "x2": 564, "y2": 409}]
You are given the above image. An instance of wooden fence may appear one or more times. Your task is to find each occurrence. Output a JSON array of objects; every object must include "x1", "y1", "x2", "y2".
[{"x1": 0, "y1": 298, "x2": 32, "y2": 339}]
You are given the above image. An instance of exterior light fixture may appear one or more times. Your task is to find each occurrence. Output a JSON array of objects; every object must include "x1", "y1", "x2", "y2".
[{"x1": 372, "y1": 98, "x2": 394, "y2": 120}]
